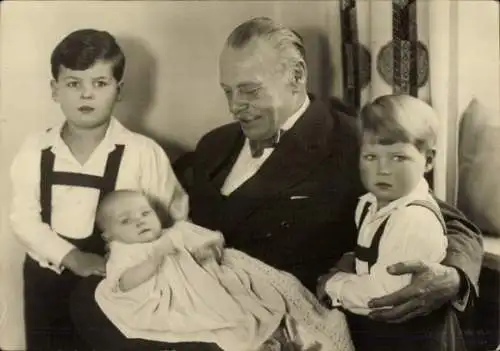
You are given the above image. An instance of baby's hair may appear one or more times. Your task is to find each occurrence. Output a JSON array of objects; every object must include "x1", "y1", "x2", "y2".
[
  {"x1": 50, "y1": 29, "x2": 125, "y2": 81},
  {"x1": 359, "y1": 94, "x2": 439, "y2": 152},
  {"x1": 96, "y1": 189, "x2": 172, "y2": 236}
]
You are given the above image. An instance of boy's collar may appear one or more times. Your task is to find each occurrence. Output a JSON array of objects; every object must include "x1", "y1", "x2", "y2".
[
  {"x1": 47, "y1": 116, "x2": 124, "y2": 154},
  {"x1": 359, "y1": 178, "x2": 431, "y2": 218}
]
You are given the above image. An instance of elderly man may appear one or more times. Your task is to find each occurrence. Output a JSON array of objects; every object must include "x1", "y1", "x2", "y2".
[{"x1": 72, "y1": 17, "x2": 482, "y2": 351}]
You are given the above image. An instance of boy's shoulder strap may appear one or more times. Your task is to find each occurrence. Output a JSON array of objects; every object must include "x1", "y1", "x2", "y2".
[
  {"x1": 39, "y1": 144, "x2": 126, "y2": 225},
  {"x1": 358, "y1": 201, "x2": 371, "y2": 229},
  {"x1": 406, "y1": 199, "x2": 446, "y2": 233}
]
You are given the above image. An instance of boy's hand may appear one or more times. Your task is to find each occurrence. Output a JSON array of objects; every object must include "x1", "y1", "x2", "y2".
[
  {"x1": 316, "y1": 252, "x2": 356, "y2": 306},
  {"x1": 62, "y1": 249, "x2": 106, "y2": 277},
  {"x1": 316, "y1": 267, "x2": 341, "y2": 307},
  {"x1": 335, "y1": 252, "x2": 356, "y2": 273}
]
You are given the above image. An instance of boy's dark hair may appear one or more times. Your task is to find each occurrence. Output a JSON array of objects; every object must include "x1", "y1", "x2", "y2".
[{"x1": 50, "y1": 29, "x2": 125, "y2": 81}]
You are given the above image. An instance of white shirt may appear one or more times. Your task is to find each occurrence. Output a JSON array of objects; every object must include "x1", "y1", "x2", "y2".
[
  {"x1": 325, "y1": 179, "x2": 448, "y2": 315},
  {"x1": 10, "y1": 117, "x2": 188, "y2": 272},
  {"x1": 221, "y1": 96, "x2": 310, "y2": 195}
]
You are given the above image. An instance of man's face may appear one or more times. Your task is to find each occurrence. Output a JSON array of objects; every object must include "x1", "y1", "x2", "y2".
[
  {"x1": 219, "y1": 40, "x2": 297, "y2": 141},
  {"x1": 51, "y1": 60, "x2": 122, "y2": 130}
]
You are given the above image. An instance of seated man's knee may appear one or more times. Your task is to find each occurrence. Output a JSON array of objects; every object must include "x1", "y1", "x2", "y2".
[{"x1": 70, "y1": 276, "x2": 122, "y2": 350}]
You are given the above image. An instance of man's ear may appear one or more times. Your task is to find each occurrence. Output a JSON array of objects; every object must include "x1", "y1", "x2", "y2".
[
  {"x1": 116, "y1": 81, "x2": 124, "y2": 102},
  {"x1": 50, "y1": 80, "x2": 59, "y2": 102},
  {"x1": 289, "y1": 61, "x2": 307, "y2": 92},
  {"x1": 424, "y1": 149, "x2": 436, "y2": 172}
]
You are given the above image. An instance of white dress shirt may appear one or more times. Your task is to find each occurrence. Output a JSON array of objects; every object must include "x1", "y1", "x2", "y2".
[
  {"x1": 10, "y1": 117, "x2": 188, "y2": 272},
  {"x1": 221, "y1": 96, "x2": 311, "y2": 195},
  {"x1": 325, "y1": 179, "x2": 448, "y2": 315}
]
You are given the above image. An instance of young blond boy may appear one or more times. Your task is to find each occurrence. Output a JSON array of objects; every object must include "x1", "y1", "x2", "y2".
[{"x1": 319, "y1": 94, "x2": 466, "y2": 351}]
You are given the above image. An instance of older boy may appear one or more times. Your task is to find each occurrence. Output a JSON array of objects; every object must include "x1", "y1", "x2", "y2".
[{"x1": 9, "y1": 29, "x2": 187, "y2": 351}]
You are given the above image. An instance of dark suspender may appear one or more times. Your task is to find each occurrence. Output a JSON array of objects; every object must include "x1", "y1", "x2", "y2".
[
  {"x1": 40, "y1": 145, "x2": 125, "y2": 252},
  {"x1": 355, "y1": 208, "x2": 390, "y2": 272},
  {"x1": 357, "y1": 201, "x2": 371, "y2": 230},
  {"x1": 355, "y1": 200, "x2": 445, "y2": 272},
  {"x1": 407, "y1": 199, "x2": 446, "y2": 232}
]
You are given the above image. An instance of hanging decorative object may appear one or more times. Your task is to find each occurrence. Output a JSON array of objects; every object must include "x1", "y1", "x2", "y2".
[
  {"x1": 358, "y1": 44, "x2": 372, "y2": 91},
  {"x1": 340, "y1": 0, "x2": 371, "y2": 109},
  {"x1": 376, "y1": 0, "x2": 428, "y2": 96},
  {"x1": 376, "y1": 40, "x2": 429, "y2": 90}
]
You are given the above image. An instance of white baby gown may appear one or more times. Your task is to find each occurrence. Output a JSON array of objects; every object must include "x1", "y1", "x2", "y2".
[{"x1": 95, "y1": 221, "x2": 353, "y2": 351}]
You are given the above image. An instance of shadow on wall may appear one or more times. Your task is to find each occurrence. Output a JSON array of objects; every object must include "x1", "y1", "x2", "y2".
[
  {"x1": 296, "y1": 27, "x2": 334, "y2": 99},
  {"x1": 113, "y1": 35, "x2": 187, "y2": 162}
]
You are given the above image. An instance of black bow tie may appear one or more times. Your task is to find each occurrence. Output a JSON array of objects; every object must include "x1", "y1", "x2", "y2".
[{"x1": 249, "y1": 129, "x2": 284, "y2": 158}]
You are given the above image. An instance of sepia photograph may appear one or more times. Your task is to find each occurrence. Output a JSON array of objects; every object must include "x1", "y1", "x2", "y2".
[{"x1": 0, "y1": 1, "x2": 499, "y2": 350}]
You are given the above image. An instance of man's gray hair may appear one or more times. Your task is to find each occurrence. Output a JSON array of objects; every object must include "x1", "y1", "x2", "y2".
[{"x1": 226, "y1": 17, "x2": 306, "y2": 71}]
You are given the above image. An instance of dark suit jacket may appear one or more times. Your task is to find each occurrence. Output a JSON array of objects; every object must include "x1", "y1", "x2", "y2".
[{"x1": 187, "y1": 97, "x2": 483, "y2": 297}]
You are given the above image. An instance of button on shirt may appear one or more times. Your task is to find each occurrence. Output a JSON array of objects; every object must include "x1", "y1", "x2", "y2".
[
  {"x1": 10, "y1": 117, "x2": 189, "y2": 272},
  {"x1": 325, "y1": 179, "x2": 448, "y2": 315},
  {"x1": 221, "y1": 96, "x2": 310, "y2": 196}
]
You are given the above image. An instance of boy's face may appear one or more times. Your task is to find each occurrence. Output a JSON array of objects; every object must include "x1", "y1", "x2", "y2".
[
  {"x1": 359, "y1": 132, "x2": 434, "y2": 208},
  {"x1": 51, "y1": 60, "x2": 122, "y2": 129},
  {"x1": 103, "y1": 193, "x2": 162, "y2": 244}
]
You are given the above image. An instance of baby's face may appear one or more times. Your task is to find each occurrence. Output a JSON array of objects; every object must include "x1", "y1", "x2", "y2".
[{"x1": 104, "y1": 193, "x2": 162, "y2": 244}]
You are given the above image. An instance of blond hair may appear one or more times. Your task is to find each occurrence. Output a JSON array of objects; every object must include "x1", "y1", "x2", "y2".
[{"x1": 359, "y1": 94, "x2": 439, "y2": 152}]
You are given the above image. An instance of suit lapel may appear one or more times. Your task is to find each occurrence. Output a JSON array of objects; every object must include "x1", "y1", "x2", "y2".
[
  {"x1": 232, "y1": 99, "x2": 335, "y2": 197},
  {"x1": 201, "y1": 125, "x2": 244, "y2": 189},
  {"x1": 221, "y1": 99, "x2": 336, "y2": 231}
]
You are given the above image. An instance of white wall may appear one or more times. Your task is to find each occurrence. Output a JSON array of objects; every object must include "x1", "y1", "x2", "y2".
[
  {"x1": 423, "y1": 0, "x2": 500, "y2": 205},
  {"x1": 450, "y1": 1, "x2": 500, "y2": 203},
  {"x1": 0, "y1": 1, "x2": 342, "y2": 349}
]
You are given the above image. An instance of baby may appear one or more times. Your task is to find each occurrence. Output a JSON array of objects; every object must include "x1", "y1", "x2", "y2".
[{"x1": 94, "y1": 189, "x2": 354, "y2": 351}]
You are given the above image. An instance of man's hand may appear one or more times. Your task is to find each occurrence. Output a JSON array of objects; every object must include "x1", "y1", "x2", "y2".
[
  {"x1": 368, "y1": 260, "x2": 461, "y2": 323},
  {"x1": 62, "y1": 249, "x2": 106, "y2": 277}
]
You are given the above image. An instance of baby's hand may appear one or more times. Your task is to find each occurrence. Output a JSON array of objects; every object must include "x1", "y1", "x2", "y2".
[{"x1": 154, "y1": 235, "x2": 178, "y2": 256}]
